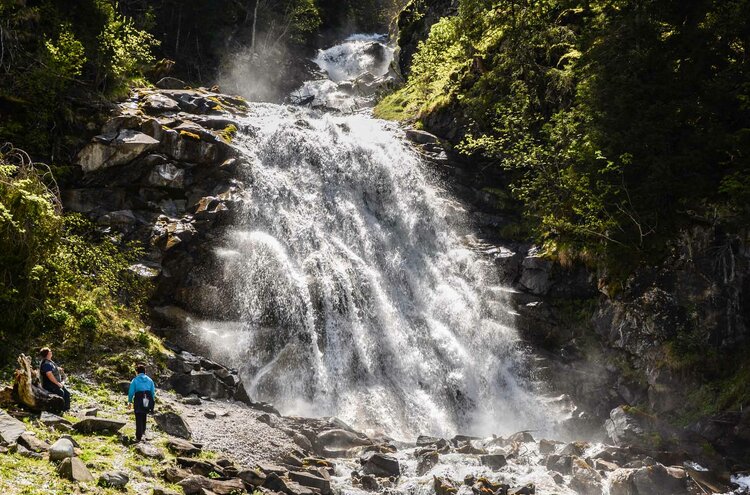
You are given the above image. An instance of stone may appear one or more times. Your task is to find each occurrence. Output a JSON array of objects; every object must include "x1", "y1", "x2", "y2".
[
  {"x1": 508, "y1": 485, "x2": 535, "y2": 495},
  {"x1": 182, "y1": 396, "x2": 202, "y2": 405},
  {"x1": 479, "y1": 454, "x2": 507, "y2": 470},
  {"x1": 167, "y1": 437, "x2": 201, "y2": 456},
  {"x1": 569, "y1": 457, "x2": 602, "y2": 495},
  {"x1": 434, "y1": 476, "x2": 458, "y2": 495},
  {"x1": 545, "y1": 454, "x2": 573, "y2": 475},
  {"x1": 178, "y1": 475, "x2": 246, "y2": 495},
  {"x1": 281, "y1": 452, "x2": 304, "y2": 468},
  {"x1": 538, "y1": 439, "x2": 557, "y2": 454},
  {"x1": 632, "y1": 464, "x2": 688, "y2": 495},
  {"x1": 608, "y1": 468, "x2": 637, "y2": 495},
  {"x1": 204, "y1": 410, "x2": 217, "y2": 419},
  {"x1": 560, "y1": 441, "x2": 587, "y2": 457},
  {"x1": 138, "y1": 465, "x2": 155, "y2": 477},
  {"x1": 405, "y1": 129, "x2": 440, "y2": 145},
  {"x1": 18, "y1": 432, "x2": 50, "y2": 453},
  {"x1": 58, "y1": 457, "x2": 94, "y2": 482},
  {"x1": 156, "y1": 77, "x2": 187, "y2": 90},
  {"x1": 509, "y1": 431, "x2": 535, "y2": 443},
  {"x1": 48, "y1": 438, "x2": 75, "y2": 461},
  {"x1": 144, "y1": 93, "x2": 181, "y2": 114},
  {"x1": 135, "y1": 442, "x2": 165, "y2": 459},
  {"x1": 162, "y1": 466, "x2": 193, "y2": 483},
  {"x1": 289, "y1": 470, "x2": 332, "y2": 494},
  {"x1": 455, "y1": 442, "x2": 486, "y2": 454},
  {"x1": 99, "y1": 470, "x2": 129, "y2": 488},
  {"x1": 77, "y1": 129, "x2": 160, "y2": 173},
  {"x1": 0, "y1": 410, "x2": 26, "y2": 444},
  {"x1": 154, "y1": 411, "x2": 192, "y2": 439},
  {"x1": 40, "y1": 411, "x2": 72, "y2": 430},
  {"x1": 360, "y1": 473, "x2": 380, "y2": 491},
  {"x1": 360, "y1": 451, "x2": 400, "y2": 478},
  {"x1": 16, "y1": 444, "x2": 43, "y2": 459},
  {"x1": 171, "y1": 370, "x2": 231, "y2": 399},
  {"x1": 518, "y1": 250, "x2": 552, "y2": 295},
  {"x1": 73, "y1": 417, "x2": 126, "y2": 434},
  {"x1": 177, "y1": 457, "x2": 222, "y2": 477},
  {"x1": 59, "y1": 434, "x2": 80, "y2": 448},
  {"x1": 83, "y1": 408, "x2": 98, "y2": 417},
  {"x1": 238, "y1": 468, "x2": 267, "y2": 486},
  {"x1": 416, "y1": 450, "x2": 439, "y2": 475},
  {"x1": 153, "y1": 488, "x2": 181, "y2": 495},
  {"x1": 257, "y1": 462, "x2": 289, "y2": 476},
  {"x1": 315, "y1": 428, "x2": 371, "y2": 453},
  {"x1": 147, "y1": 163, "x2": 186, "y2": 189},
  {"x1": 264, "y1": 472, "x2": 315, "y2": 495}
]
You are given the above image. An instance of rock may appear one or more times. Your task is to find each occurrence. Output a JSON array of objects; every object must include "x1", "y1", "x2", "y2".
[
  {"x1": 608, "y1": 468, "x2": 637, "y2": 495},
  {"x1": 170, "y1": 370, "x2": 231, "y2": 399},
  {"x1": 182, "y1": 395, "x2": 202, "y2": 405},
  {"x1": 433, "y1": 476, "x2": 458, "y2": 495},
  {"x1": 58, "y1": 434, "x2": 80, "y2": 448},
  {"x1": 176, "y1": 457, "x2": 222, "y2": 477},
  {"x1": 178, "y1": 475, "x2": 246, "y2": 495},
  {"x1": 162, "y1": 466, "x2": 193, "y2": 483},
  {"x1": 405, "y1": 129, "x2": 440, "y2": 145},
  {"x1": 569, "y1": 457, "x2": 602, "y2": 495},
  {"x1": 58, "y1": 457, "x2": 94, "y2": 482},
  {"x1": 479, "y1": 454, "x2": 507, "y2": 470},
  {"x1": 73, "y1": 417, "x2": 126, "y2": 434},
  {"x1": 632, "y1": 464, "x2": 688, "y2": 495},
  {"x1": 360, "y1": 473, "x2": 380, "y2": 491},
  {"x1": 315, "y1": 428, "x2": 371, "y2": 453},
  {"x1": 16, "y1": 444, "x2": 43, "y2": 459},
  {"x1": 154, "y1": 411, "x2": 193, "y2": 439},
  {"x1": 153, "y1": 487, "x2": 181, "y2": 495},
  {"x1": 508, "y1": 485, "x2": 535, "y2": 495},
  {"x1": 18, "y1": 432, "x2": 50, "y2": 453},
  {"x1": 167, "y1": 437, "x2": 202, "y2": 456},
  {"x1": 238, "y1": 468, "x2": 267, "y2": 487},
  {"x1": 264, "y1": 472, "x2": 316, "y2": 495},
  {"x1": 360, "y1": 451, "x2": 400, "y2": 478},
  {"x1": 143, "y1": 93, "x2": 181, "y2": 114},
  {"x1": 40, "y1": 411, "x2": 72, "y2": 430},
  {"x1": 545, "y1": 454, "x2": 573, "y2": 475},
  {"x1": 416, "y1": 450, "x2": 439, "y2": 475},
  {"x1": 539, "y1": 439, "x2": 557, "y2": 454},
  {"x1": 147, "y1": 163, "x2": 185, "y2": 189},
  {"x1": 138, "y1": 465, "x2": 155, "y2": 477},
  {"x1": 509, "y1": 431, "x2": 535, "y2": 443},
  {"x1": 135, "y1": 442, "x2": 165, "y2": 459},
  {"x1": 99, "y1": 470, "x2": 129, "y2": 488},
  {"x1": 257, "y1": 462, "x2": 289, "y2": 476},
  {"x1": 49, "y1": 438, "x2": 75, "y2": 461},
  {"x1": 518, "y1": 250, "x2": 552, "y2": 295},
  {"x1": 560, "y1": 441, "x2": 587, "y2": 457},
  {"x1": 204, "y1": 410, "x2": 217, "y2": 419},
  {"x1": 156, "y1": 77, "x2": 187, "y2": 90},
  {"x1": 0, "y1": 410, "x2": 26, "y2": 444},
  {"x1": 281, "y1": 452, "x2": 304, "y2": 468},
  {"x1": 116, "y1": 380, "x2": 131, "y2": 394},
  {"x1": 455, "y1": 442, "x2": 486, "y2": 454},
  {"x1": 83, "y1": 408, "x2": 98, "y2": 417},
  {"x1": 289, "y1": 470, "x2": 332, "y2": 494},
  {"x1": 77, "y1": 129, "x2": 160, "y2": 173}
]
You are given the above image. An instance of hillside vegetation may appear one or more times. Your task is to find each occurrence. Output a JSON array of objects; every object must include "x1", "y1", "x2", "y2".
[{"x1": 379, "y1": 0, "x2": 750, "y2": 283}]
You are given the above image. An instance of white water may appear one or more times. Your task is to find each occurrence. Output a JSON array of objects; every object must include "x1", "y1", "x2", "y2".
[{"x1": 192, "y1": 36, "x2": 555, "y2": 442}]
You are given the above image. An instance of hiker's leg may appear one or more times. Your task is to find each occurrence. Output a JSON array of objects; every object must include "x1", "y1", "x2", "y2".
[
  {"x1": 61, "y1": 388, "x2": 71, "y2": 411},
  {"x1": 135, "y1": 413, "x2": 146, "y2": 441}
]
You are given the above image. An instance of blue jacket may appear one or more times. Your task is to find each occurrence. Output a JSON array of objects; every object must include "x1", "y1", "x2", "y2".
[{"x1": 128, "y1": 374, "x2": 156, "y2": 404}]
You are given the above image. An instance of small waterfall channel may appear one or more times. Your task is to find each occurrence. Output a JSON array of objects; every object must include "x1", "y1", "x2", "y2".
[{"x1": 192, "y1": 34, "x2": 553, "y2": 440}]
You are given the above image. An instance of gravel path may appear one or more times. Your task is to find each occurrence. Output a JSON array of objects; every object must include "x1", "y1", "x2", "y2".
[{"x1": 168, "y1": 394, "x2": 299, "y2": 466}]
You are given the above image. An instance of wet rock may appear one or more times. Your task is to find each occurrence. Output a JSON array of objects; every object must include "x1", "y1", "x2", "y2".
[
  {"x1": 405, "y1": 129, "x2": 440, "y2": 145},
  {"x1": 135, "y1": 442, "x2": 165, "y2": 459},
  {"x1": 49, "y1": 438, "x2": 75, "y2": 461},
  {"x1": 360, "y1": 451, "x2": 400, "y2": 478},
  {"x1": 18, "y1": 432, "x2": 49, "y2": 453},
  {"x1": 416, "y1": 450, "x2": 439, "y2": 475},
  {"x1": 360, "y1": 473, "x2": 380, "y2": 491},
  {"x1": 545, "y1": 454, "x2": 573, "y2": 475},
  {"x1": 77, "y1": 129, "x2": 160, "y2": 172},
  {"x1": 560, "y1": 441, "x2": 587, "y2": 457},
  {"x1": 455, "y1": 441, "x2": 486, "y2": 454},
  {"x1": 508, "y1": 484, "x2": 535, "y2": 495},
  {"x1": 289, "y1": 470, "x2": 331, "y2": 494},
  {"x1": 147, "y1": 163, "x2": 185, "y2": 189},
  {"x1": 569, "y1": 457, "x2": 602, "y2": 495},
  {"x1": 178, "y1": 474, "x2": 246, "y2": 495},
  {"x1": 479, "y1": 454, "x2": 507, "y2": 470},
  {"x1": 509, "y1": 431, "x2": 535, "y2": 443},
  {"x1": 316, "y1": 428, "x2": 372, "y2": 453},
  {"x1": 99, "y1": 470, "x2": 129, "y2": 488},
  {"x1": 167, "y1": 437, "x2": 202, "y2": 456},
  {"x1": 538, "y1": 439, "x2": 557, "y2": 454},
  {"x1": 518, "y1": 249, "x2": 552, "y2": 295},
  {"x1": 154, "y1": 411, "x2": 193, "y2": 439},
  {"x1": 58, "y1": 457, "x2": 94, "y2": 482},
  {"x1": 434, "y1": 476, "x2": 458, "y2": 495},
  {"x1": 264, "y1": 472, "x2": 316, "y2": 495},
  {"x1": 0, "y1": 410, "x2": 26, "y2": 444}
]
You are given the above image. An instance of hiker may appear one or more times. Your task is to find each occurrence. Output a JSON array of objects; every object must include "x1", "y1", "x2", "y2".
[
  {"x1": 39, "y1": 347, "x2": 71, "y2": 411},
  {"x1": 127, "y1": 363, "x2": 155, "y2": 442}
]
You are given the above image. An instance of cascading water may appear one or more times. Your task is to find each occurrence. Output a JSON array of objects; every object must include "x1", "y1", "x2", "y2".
[{"x1": 192, "y1": 35, "x2": 555, "y2": 441}]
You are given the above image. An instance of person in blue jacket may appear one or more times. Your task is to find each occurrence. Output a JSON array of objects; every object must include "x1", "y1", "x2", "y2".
[{"x1": 127, "y1": 363, "x2": 155, "y2": 442}]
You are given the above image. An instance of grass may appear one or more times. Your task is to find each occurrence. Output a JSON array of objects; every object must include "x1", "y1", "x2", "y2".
[{"x1": 373, "y1": 83, "x2": 423, "y2": 121}]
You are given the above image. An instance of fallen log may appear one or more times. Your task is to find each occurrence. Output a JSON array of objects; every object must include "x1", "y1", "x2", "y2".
[{"x1": 12, "y1": 354, "x2": 65, "y2": 412}]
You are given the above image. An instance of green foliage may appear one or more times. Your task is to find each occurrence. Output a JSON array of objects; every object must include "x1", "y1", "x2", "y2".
[
  {"x1": 380, "y1": 0, "x2": 750, "y2": 282},
  {"x1": 0, "y1": 146, "x2": 151, "y2": 363}
]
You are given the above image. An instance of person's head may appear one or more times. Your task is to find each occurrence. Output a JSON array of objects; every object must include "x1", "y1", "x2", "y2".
[
  {"x1": 39, "y1": 347, "x2": 52, "y2": 360},
  {"x1": 135, "y1": 363, "x2": 146, "y2": 375}
]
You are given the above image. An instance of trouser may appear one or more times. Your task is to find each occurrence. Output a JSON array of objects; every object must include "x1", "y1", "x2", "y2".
[
  {"x1": 45, "y1": 385, "x2": 71, "y2": 411},
  {"x1": 135, "y1": 412, "x2": 147, "y2": 441}
]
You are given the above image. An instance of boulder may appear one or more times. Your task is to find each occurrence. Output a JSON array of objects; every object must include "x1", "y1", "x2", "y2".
[
  {"x1": 170, "y1": 370, "x2": 231, "y2": 399},
  {"x1": 18, "y1": 432, "x2": 50, "y2": 453},
  {"x1": 405, "y1": 129, "x2": 440, "y2": 145},
  {"x1": 167, "y1": 437, "x2": 202, "y2": 456},
  {"x1": 539, "y1": 439, "x2": 557, "y2": 454},
  {"x1": 256, "y1": 462, "x2": 289, "y2": 476},
  {"x1": 176, "y1": 457, "x2": 223, "y2": 477},
  {"x1": 416, "y1": 450, "x2": 439, "y2": 475},
  {"x1": 632, "y1": 464, "x2": 688, "y2": 495},
  {"x1": 156, "y1": 77, "x2": 187, "y2": 90},
  {"x1": 545, "y1": 454, "x2": 573, "y2": 475},
  {"x1": 608, "y1": 468, "x2": 637, "y2": 495},
  {"x1": 154, "y1": 411, "x2": 192, "y2": 439},
  {"x1": 434, "y1": 476, "x2": 458, "y2": 495},
  {"x1": 162, "y1": 466, "x2": 193, "y2": 483},
  {"x1": 360, "y1": 451, "x2": 400, "y2": 478},
  {"x1": 99, "y1": 470, "x2": 129, "y2": 488},
  {"x1": 77, "y1": 129, "x2": 160, "y2": 173},
  {"x1": 58, "y1": 457, "x2": 94, "y2": 482},
  {"x1": 238, "y1": 468, "x2": 267, "y2": 487},
  {"x1": 40, "y1": 411, "x2": 72, "y2": 430},
  {"x1": 289, "y1": 470, "x2": 331, "y2": 494},
  {"x1": 569, "y1": 457, "x2": 602, "y2": 495},
  {"x1": 153, "y1": 487, "x2": 181, "y2": 495},
  {"x1": 143, "y1": 93, "x2": 181, "y2": 114},
  {"x1": 178, "y1": 475, "x2": 246, "y2": 495},
  {"x1": 16, "y1": 443, "x2": 43, "y2": 459},
  {"x1": 147, "y1": 163, "x2": 186, "y2": 189},
  {"x1": 73, "y1": 417, "x2": 126, "y2": 434},
  {"x1": 48, "y1": 438, "x2": 75, "y2": 461},
  {"x1": 135, "y1": 442, "x2": 165, "y2": 460},
  {"x1": 0, "y1": 410, "x2": 26, "y2": 444},
  {"x1": 479, "y1": 454, "x2": 507, "y2": 470},
  {"x1": 518, "y1": 250, "x2": 552, "y2": 295},
  {"x1": 264, "y1": 472, "x2": 316, "y2": 495}
]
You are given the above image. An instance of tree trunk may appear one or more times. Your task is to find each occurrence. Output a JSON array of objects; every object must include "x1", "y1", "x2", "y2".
[{"x1": 12, "y1": 354, "x2": 64, "y2": 412}]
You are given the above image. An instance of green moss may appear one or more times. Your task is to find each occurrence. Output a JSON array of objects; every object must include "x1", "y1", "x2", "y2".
[
  {"x1": 374, "y1": 84, "x2": 422, "y2": 121},
  {"x1": 220, "y1": 124, "x2": 238, "y2": 143}
]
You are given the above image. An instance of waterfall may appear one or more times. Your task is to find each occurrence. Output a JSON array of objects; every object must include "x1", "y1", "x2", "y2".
[{"x1": 192, "y1": 36, "x2": 553, "y2": 440}]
